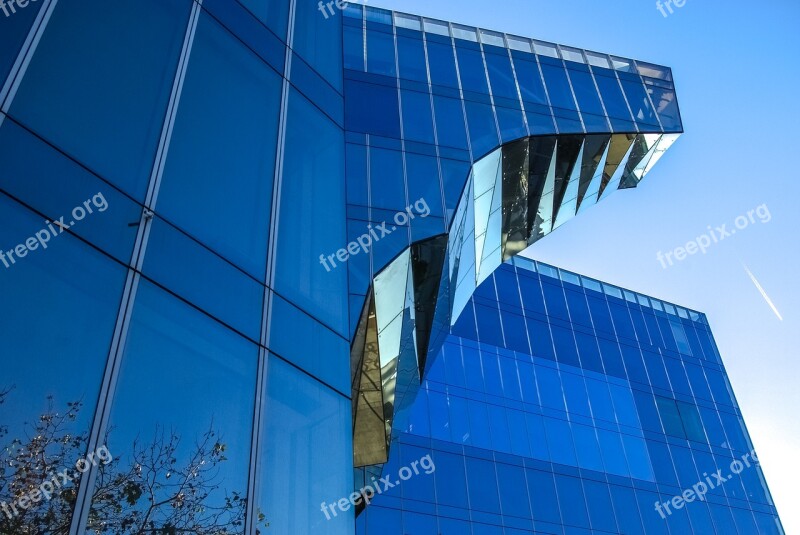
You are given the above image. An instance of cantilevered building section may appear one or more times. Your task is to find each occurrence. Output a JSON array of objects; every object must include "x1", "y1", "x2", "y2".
[
  {"x1": 346, "y1": 7, "x2": 780, "y2": 535},
  {"x1": 346, "y1": 6, "x2": 681, "y2": 469},
  {"x1": 0, "y1": 1, "x2": 782, "y2": 534}
]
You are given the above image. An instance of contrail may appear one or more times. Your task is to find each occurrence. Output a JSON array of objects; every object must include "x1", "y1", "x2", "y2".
[{"x1": 742, "y1": 264, "x2": 783, "y2": 321}]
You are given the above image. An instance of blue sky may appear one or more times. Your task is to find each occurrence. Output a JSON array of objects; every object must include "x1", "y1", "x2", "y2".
[{"x1": 372, "y1": 0, "x2": 799, "y2": 531}]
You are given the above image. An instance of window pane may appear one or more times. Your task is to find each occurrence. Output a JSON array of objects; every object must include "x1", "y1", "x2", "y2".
[
  {"x1": 157, "y1": 13, "x2": 281, "y2": 278},
  {"x1": 89, "y1": 280, "x2": 258, "y2": 532},
  {"x1": 9, "y1": 0, "x2": 191, "y2": 200},
  {"x1": 260, "y1": 356, "x2": 352, "y2": 534},
  {"x1": 293, "y1": 0, "x2": 342, "y2": 89},
  {"x1": 0, "y1": 194, "x2": 126, "y2": 526}
]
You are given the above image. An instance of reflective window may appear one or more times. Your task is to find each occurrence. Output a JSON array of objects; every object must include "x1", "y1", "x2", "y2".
[
  {"x1": 397, "y1": 34, "x2": 427, "y2": 82},
  {"x1": 238, "y1": 0, "x2": 290, "y2": 40},
  {"x1": 345, "y1": 80, "x2": 401, "y2": 138},
  {"x1": 619, "y1": 76, "x2": 660, "y2": 129},
  {"x1": 465, "y1": 100, "x2": 499, "y2": 158},
  {"x1": 655, "y1": 396, "x2": 685, "y2": 438},
  {"x1": 465, "y1": 457, "x2": 500, "y2": 513},
  {"x1": 89, "y1": 280, "x2": 257, "y2": 532},
  {"x1": 294, "y1": 0, "x2": 342, "y2": 89},
  {"x1": 0, "y1": 118, "x2": 141, "y2": 264},
  {"x1": 366, "y1": 29, "x2": 396, "y2": 76},
  {"x1": 567, "y1": 67, "x2": 609, "y2": 132},
  {"x1": 0, "y1": 193, "x2": 126, "y2": 527},
  {"x1": 157, "y1": 13, "x2": 281, "y2": 278},
  {"x1": 539, "y1": 62, "x2": 578, "y2": 110},
  {"x1": 269, "y1": 295, "x2": 350, "y2": 393},
  {"x1": 143, "y1": 216, "x2": 264, "y2": 340},
  {"x1": 554, "y1": 475, "x2": 589, "y2": 528},
  {"x1": 426, "y1": 39, "x2": 459, "y2": 88},
  {"x1": 455, "y1": 45, "x2": 488, "y2": 95},
  {"x1": 0, "y1": 0, "x2": 44, "y2": 85},
  {"x1": 9, "y1": 0, "x2": 192, "y2": 200},
  {"x1": 259, "y1": 355, "x2": 352, "y2": 534},
  {"x1": 593, "y1": 70, "x2": 636, "y2": 131},
  {"x1": 343, "y1": 24, "x2": 365, "y2": 71},
  {"x1": 275, "y1": 89, "x2": 348, "y2": 336},
  {"x1": 369, "y1": 147, "x2": 405, "y2": 211},
  {"x1": 433, "y1": 96, "x2": 468, "y2": 149},
  {"x1": 484, "y1": 49, "x2": 518, "y2": 101},
  {"x1": 401, "y1": 89, "x2": 435, "y2": 144},
  {"x1": 527, "y1": 470, "x2": 561, "y2": 525}
]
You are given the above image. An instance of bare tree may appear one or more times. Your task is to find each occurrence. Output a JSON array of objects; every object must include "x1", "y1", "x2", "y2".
[{"x1": 0, "y1": 390, "x2": 264, "y2": 534}]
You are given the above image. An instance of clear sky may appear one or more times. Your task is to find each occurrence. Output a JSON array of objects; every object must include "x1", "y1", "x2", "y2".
[{"x1": 372, "y1": 0, "x2": 799, "y2": 531}]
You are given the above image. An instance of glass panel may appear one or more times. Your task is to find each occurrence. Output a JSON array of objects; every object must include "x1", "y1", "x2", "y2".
[
  {"x1": 143, "y1": 216, "x2": 264, "y2": 340},
  {"x1": 506, "y1": 35, "x2": 532, "y2": 52},
  {"x1": 88, "y1": 280, "x2": 258, "y2": 533},
  {"x1": 655, "y1": 396, "x2": 685, "y2": 438},
  {"x1": 456, "y1": 45, "x2": 489, "y2": 94},
  {"x1": 427, "y1": 40, "x2": 459, "y2": 88},
  {"x1": 238, "y1": 0, "x2": 290, "y2": 39},
  {"x1": 560, "y1": 46, "x2": 585, "y2": 64},
  {"x1": 394, "y1": 13, "x2": 422, "y2": 31},
  {"x1": 636, "y1": 61, "x2": 671, "y2": 81},
  {"x1": 367, "y1": 29, "x2": 396, "y2": 76},
  {"x1": 157, "y1": 13, "x2": 281, "y2": 278},
  {"x1": 401, "y1": 89, "x2": 435, "y2": 143},
  {"x1": 0, "y1": 194, "x2": 126, "y2": 527},
  {"x1": 0, "y1": 0, "x2": 44, "y2": 85},
  {"x1": 365, "y1": 6, "x2": 392, "y2": 24},
  {"x1": 9, "y1": 0, "x2": 191, "y2": 200},
  {"x1": 423, "y1": 18, "x2": 450, "y2": 36},
  {"x1": 593, "y1": 70, "x2": 636, "y2": 131},
  {"x1": 610, "y1": 56, "x2": 635, "y2": 73},
  {"x1": 397, "y1": 34, "x2": 427, "y2": 82},
  {"x1": 294, "y1": 0, "x2": 343, "y2": 89},
  {"x1": 451, "y1": 24, "x2": 478, "y2": 42},
  {"x1": 533, "y1": 40, "x2": 559, "y2": 58},
  {"x1": 479, "y1": 30, "x2": 505, "y2": 47},
  {"x1": 275, "y1": 89, "x2": 348, "y2": 335},
  {"x1": 585, "y1": 51, "x2": 611, "y2": 69},
  {"x1": 260, "y1": 356, "x2": 352, "y2": 534},
  {"x1": 484, "y1": 50, "x2": 519, "y2": 100}
]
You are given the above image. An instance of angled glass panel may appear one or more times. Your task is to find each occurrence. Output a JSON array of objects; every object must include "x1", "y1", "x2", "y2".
[
  {"x1": 552, "y1": 139, "x2": 585, "y2": 230},
  {"x1": 598, "y1": 133, "x2": 636, "y2": 200},
  {"x1": 576, "y1": 134, "x2": 611, "y2": 210}
]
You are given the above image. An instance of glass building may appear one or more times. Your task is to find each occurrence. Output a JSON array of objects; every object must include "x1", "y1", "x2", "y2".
[
  {"x1": 356, "y1": 258, "x2": 784, "y2": 534},
  {"x1": 0, "y1": 1, "x2": 781, "y2": 534}
]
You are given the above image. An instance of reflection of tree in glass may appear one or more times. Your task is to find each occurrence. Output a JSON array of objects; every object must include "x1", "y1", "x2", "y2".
[{"x1": 0, "y1": 389, "x2": 265, "y2": 534}]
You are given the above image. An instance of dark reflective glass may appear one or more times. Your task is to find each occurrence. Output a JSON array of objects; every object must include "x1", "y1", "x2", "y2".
[
  {"x1": 0, "y1": 0, "x2": 43, "y2": 85},
  {"x1": 345, "y1": 79, "x2": 401, "y2": 138},
  {"x1": 433, "y1": 95, "x2": 469, "y2": 150},
  {"x1": 237, "y1": 0, "x2": 290, "y2": 40},
  {"x1": 426, "y1": 40, "x2": 459, "y2": 88},
  {"x1": 401, "y1": 89, "x2": 435, "y2": 144},
  {"x1": 366, "y1": 29, "x2": 396, "y2": 77}
]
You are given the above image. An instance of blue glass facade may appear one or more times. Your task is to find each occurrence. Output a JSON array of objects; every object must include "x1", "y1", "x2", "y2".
[
  {"x1": 356, "y1": 259, "x2": 784, "y2": 534},
  {"x1": 0, "y1": 1, "x2": 780, "y2": 534}
]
